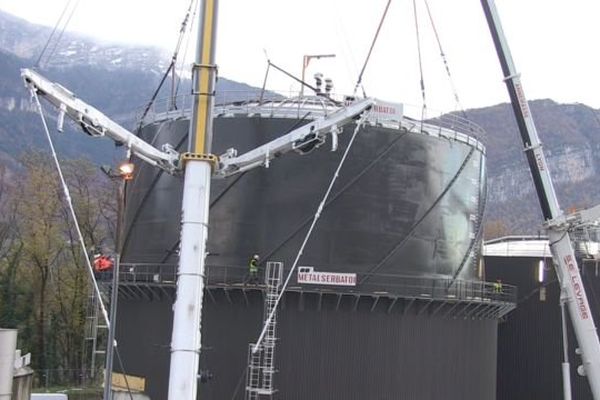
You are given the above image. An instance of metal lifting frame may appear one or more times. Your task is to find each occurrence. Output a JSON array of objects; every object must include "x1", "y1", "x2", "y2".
[
  {"x1": 21, "y1": 68, "x2": 375, "y2": 180},
  {"x1": 215, "y1": 97, "x2": 375, "y2": 178},
  {"x1": 21, "y1": 68, "x2": 180, "y2": 173},
  {"x1": 481, "y1": 1, "x2": 600, "y2": 398}
]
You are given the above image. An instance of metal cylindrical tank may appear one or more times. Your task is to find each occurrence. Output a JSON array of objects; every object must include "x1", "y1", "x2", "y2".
[
  {"x1": 122, "y1": 101, "x2": 486, "y2": 282},
  {"x1": 116, "y1": 98, "x2": 496, "y2": 400}
]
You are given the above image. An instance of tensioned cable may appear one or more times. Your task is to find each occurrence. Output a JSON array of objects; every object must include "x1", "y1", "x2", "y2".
[
  {"x1": 159, "y1": 112, "x2": 315, "y2": 262},
  {"x1": 353, "y1": 0, "x2": 392, "y2": 98},
  {"x1": 114, "y1": 346, "x2": 134, "y2": 400},
  {"x1": 423, "y1": 0, "x2": 464, "y2": 113},
  {"x1": 44, "y1": 0, "x2": 81, "y2": 69},
  {"x1": 451, "y1": 162, "x2": 487, "y2": 283},
  {"x1": 174, "y1": 0, "x2": 199, "y2": 101},
  {"x1": 329, "y1": 0, "x2": 361, "y2": 97},
  {"x1": 28, "y1": 87, "x2": 110, "y2": 328},
  {"x1": 34, "y1": 0, "x2": 73, "y2": 68},
  {"x1": 137, "y1": 0, "x2": 197, "y2": 129},
  {"x1": 260, "y1": 130, "x2": 408, "y2": 263},
  {"x1": 169, "y1": 0, "x2": 198, "y2": 109},
  {"x1": 412, "y1": 0, "x2": 427, "y2": 126},
  {"x1": 252, "y1": 110, "x2": 372, "y2": 353},
  {"x1": 359, "y1": 146, "x2": 475, "y2": 284},
  {"x1": 30, "y1": 88, "x2": 135, "y2": 400}
]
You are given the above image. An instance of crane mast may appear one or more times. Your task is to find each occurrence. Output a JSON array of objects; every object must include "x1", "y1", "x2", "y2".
[{"x1": 480, "y1": 0, "x2": 600, "y2": 398}]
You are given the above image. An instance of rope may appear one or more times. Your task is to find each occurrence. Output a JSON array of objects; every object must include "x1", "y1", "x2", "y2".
[
  {"x1": 229, "y1": 365, "x2": 248, "y2": 400},
  {"x1": 174, "y1": 0, "x2": 199, "y2": 101},
  {"x1": 423, "y1": 0, "x2": 464, "y2": 112},
  {"x1": 451, "y1": 157, "x2": 487, "y2": 283},
  {"x1": 159, "y1": 112, "x2": 315, "y2": 262},
  {"x1": 169, "y1": 0, "x2": 198, "y2": 109},
  {"x1": 28, "y1": 87, "x2": 110, "y2": 328},
  {"x1": 252, "y1": 109, "x2": 372, "y2": 353},
  {"x1": 34, "y1": 0, "x2": 73, "y2": 68},
  {"x1": 412, "y1": 0, "x2": 427, "y2": 125},
  {"x1": 114, "y1": 345, "x2": 135, "y2": 400},
  {"x1": 31, "y1": 87, "x2": 136, "y2": 400},
  {"x1": 137, "y1": 0, "x2": 197, "y2": 129},
  {"x1": 44, "y1": 0, "x2": 81, "y2": 69},
  {"x1": 260, "y1": 130, "x2": 408, "y2": 263},
  {"x1": 359, "y1": 147, "x2": 475, "y2": 283},
  {"x1": 353, "y1": 0, "x2": 392, "y2": 97}
]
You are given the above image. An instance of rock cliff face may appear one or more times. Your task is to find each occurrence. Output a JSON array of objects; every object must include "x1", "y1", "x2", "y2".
[
  {"x1": 1, "y1": 10, "x2": 599, "y2": 235},
  {"x1": 466, "y1": 100, "x2": 600, "y2": 234}
]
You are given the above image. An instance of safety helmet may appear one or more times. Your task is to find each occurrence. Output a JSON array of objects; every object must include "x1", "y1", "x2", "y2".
[{"x1": 253, "y1": 254, "x2": 259, "y2": 259}]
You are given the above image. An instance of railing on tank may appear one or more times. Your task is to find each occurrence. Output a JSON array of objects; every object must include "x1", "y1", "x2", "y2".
[
  {"x1": 113, "y1": 263, "x2": 517, "y2": 304},
  {"x1": 132, "y1": 92, "x2": 486, "y2": 151}
]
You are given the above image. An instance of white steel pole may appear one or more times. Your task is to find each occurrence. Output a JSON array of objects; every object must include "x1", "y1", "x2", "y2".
[
  {"x1": 168, "y1": 162, "x2": 211, "y2": 399},
  {"x1": 168, "y1": 0, "x2": 218, "y2": 399},
  {"x1": 103, "y1": 255, "x2": 120, "y2": 400}
]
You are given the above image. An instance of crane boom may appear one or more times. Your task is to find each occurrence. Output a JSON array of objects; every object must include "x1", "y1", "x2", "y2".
[
  {"x1": 480, "y1": 1, "x2": 600, "y2": 398},
  {"x1": 21, "y1": 68, "x2": 180, "y2": 173}
]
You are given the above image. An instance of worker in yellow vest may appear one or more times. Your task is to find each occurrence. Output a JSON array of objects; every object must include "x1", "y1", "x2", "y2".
[
  {"x1": 493, "y1": 279, "x2": 503, "y2": 294},
  {"x1": 248, "y1": 254, "x2": 260, "y2": 284}
]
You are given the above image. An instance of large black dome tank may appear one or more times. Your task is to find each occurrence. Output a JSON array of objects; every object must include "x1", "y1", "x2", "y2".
[
  {"x1": 113, "y1": 97, "x2": 515, "y2": 400},
  {"x1": 122, "y1": 98, "x2": 487, "y2": 282}
]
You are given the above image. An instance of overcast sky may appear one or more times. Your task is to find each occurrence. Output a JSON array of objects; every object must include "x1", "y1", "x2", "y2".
[{"x1": 1, "y1": 0, "x2": 598, "y2": 113}]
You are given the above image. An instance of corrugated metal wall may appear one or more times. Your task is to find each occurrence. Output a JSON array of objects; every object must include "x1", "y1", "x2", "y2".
[
  {"x1": 486, "y1": 256, "x2": 600, "y2": 400},
  {"x1": 116, "y1": 290, "x2": 498, "y2": 400}
]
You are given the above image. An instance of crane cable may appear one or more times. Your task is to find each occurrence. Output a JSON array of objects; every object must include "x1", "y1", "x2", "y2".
[
  {"x1": 352, "y1": 0, "x2": 393, "y2": 98},
  {"x1": 137, "y1": 0, "x2": 197, "y2": 129},
  {"x1": 252, "y1": 109, "x2": 372, "y2": 353},
  {"x1": 423, "y1": 0, "x2": 465, "y2": 113},
  {"x1": 44, "y1": 0, "x2": 81, "y2": 69},
  {"x1": 34, "y1": 0, "x2": 78, "y2": 69},
  {"x1": 412, "y1": 0, "x2": 427, "y2": 126},
  {"x1": 174, "y1": 0, "x2": 200, "y2": 101},
  {"x1": 29, "y1": 88, "x2": 135, "y2": 400},
  {"x1": 28, "y1": 86, "x2": 110, "y2": 328}
]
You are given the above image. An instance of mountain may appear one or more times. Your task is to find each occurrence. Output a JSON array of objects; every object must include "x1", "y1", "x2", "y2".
[
  {"x1": 0, "y1": 9, "x2": 169, "y2": 73},
  {"x1": 1, "y1": 10, "x2": 600, "y2": 235},
  {"x1": 465, "y1": 100, "x2": 600, "y2": 234},
  {"x1": 0, "y1": 10, "x2": 270, "y2": 169}
]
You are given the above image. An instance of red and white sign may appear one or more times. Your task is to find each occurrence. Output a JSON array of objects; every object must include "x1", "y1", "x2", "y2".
[
  {"x1": 370, "y1": 100, "x2": 404, "y2": 122},
  {"x1": 297, "y1": 267, "x2": 356, "y2": 287}
]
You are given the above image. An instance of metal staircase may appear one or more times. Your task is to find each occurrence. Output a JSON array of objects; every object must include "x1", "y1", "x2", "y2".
[{"x1": 246, "y1": 261, "x2": 283, "y2": 400}]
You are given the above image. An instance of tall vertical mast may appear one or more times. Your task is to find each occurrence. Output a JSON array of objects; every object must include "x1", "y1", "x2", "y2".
[
  {"x1": 480, "y1": 1, "x2": 600, "y2": 398},
  {"x1": 168, "y1": 0, "x2": 219, "y2": 399}
]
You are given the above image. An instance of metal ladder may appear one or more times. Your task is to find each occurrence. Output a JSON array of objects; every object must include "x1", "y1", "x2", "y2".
[
  {"x1": 83, "y1": 282, "x2": 108, "y2": 381},
  {"x1": 246, "y1": 261, "x2": 283, "y2": 400}
]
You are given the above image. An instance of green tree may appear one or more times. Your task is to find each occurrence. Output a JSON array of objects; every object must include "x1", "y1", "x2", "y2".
[{"x1": 1, "y1": 152, "x2": 116, "y2": 386}]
